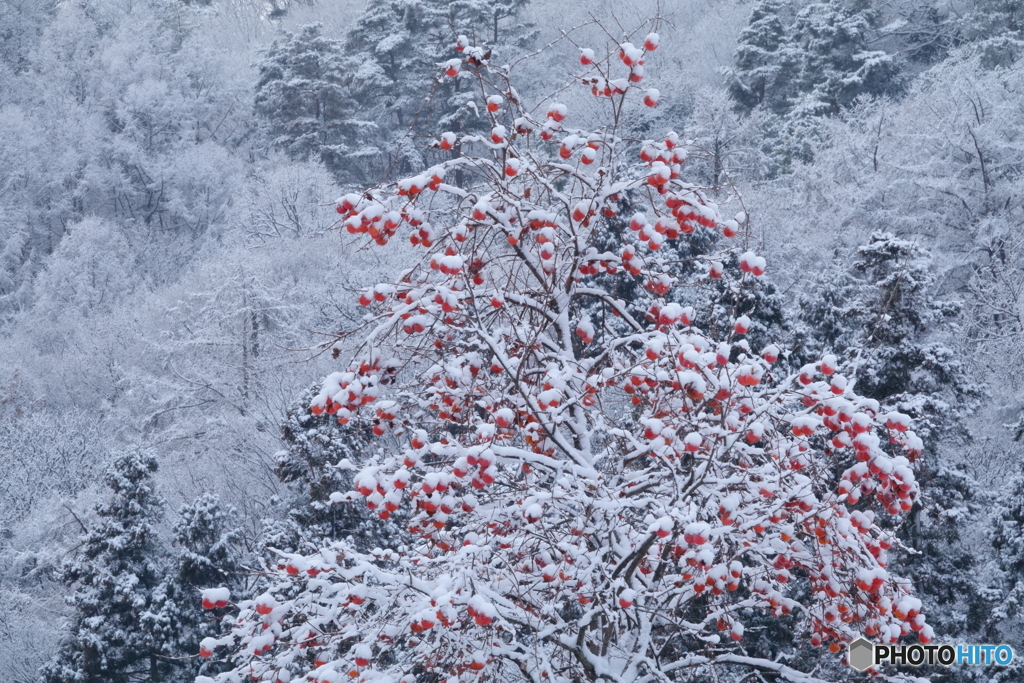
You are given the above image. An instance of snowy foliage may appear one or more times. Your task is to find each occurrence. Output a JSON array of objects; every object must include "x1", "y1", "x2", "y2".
[
  {"x1": 255, "y1": 23, "x2": 372, "y2": 181},
  {"x1": 0, "y1": 409, "x2": 108, "y2": 531},
  {"x1": 40, "y1": 450, "x2": 169, "y2": 683},
  {"x1": 726, "y1": 0, "x2": 902, "y2": 170}
]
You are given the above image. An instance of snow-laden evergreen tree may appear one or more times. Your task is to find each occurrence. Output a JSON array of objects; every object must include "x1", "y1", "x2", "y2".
[
  {"x1": 340, "y1": 0, "x2": 534, "y2": 181},
  {"x1": 988, "y1": 475, "x2": 1024, "y2": 626},
  {"x1": 974, "y1": 474, "x2": 1024, "y2": 679},
  {"x1": 908, "y1": 466, "x2": 988, "y2": 632},
  {"x1": 267, "y1": 383, "x2": 404, "y2": 553},
  {"x1": 143, "y1": 494, "x2": 246, "y2": 683},
  {"x1": 800, "y1": 232, "x2": 985, "y2": 657},
  {"x1": 801, "y1": 231, "x2": 976, "y2": 445},
  {"x1": 726, "y1": 0, "x2": 796, "y2": 113},
  {"x1": 254, "y1": 23, "x2": 372, "y2": 183},
  {"x1": 696, "y1": 249, "x2": 804, "y2": 367},
  {"x1": 39, "y1": 450, "x2": 169, "y2": 683},
  {"x1": 577, "y1": 185, "x2": 716, "y2": 340},
  {"x1": 730, "y1": 0, "x2": 900, "y2": 117},
  {"x1": 790, "y1": 0, "x2": 902, "y2": 115},
  {"x1": 727, "y1": 0, "x2": 901, "y2": 170}
]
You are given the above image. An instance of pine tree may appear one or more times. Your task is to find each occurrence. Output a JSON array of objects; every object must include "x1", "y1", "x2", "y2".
[
  {"x1": 801, "y1": 231, "x2": 977, "y2": 445},
  {"x1": 730, "y1": 0, "x2": 900, "y2": 117},
  {"x1": 143, "y1": 494, "x2": 246, "y2": 683},
  {"x1": 726, "y1": 0, "x2": 797, "y2": 113},
  {"x1": 341, "y1": 0, "x2": 534, "y2": 181},
  {"x1": 790, "y1": 0, "x2": 901, "y2": 115},
  {"x1": 969, "y1": 0, "x2": 1023, "y2": 35},
  {"x1": 40, "y1": 450, "x2": 169, "y2": 683},
  {"x1": 268, "y1": 383, "x2": 403, "y2": 553},
  {"x1": 800, "y1": 233, "x2": 985, "y2": 659},
  {"x1": 727, "y1": 0, "x2": 902, "y2": 171},
  {"x1": 254, "y1": 23, "x2": 373, "y2": 183}
]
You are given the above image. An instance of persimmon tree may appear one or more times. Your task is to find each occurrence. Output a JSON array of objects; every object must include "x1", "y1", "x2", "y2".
[{"x1": 199, "y1": 20, "x2": 929, "y2": 683}]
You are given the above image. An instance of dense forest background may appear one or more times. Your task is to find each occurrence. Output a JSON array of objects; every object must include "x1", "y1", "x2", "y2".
[{"x1": 0, "y1": 0, "x2": 1021, "y2": 681}]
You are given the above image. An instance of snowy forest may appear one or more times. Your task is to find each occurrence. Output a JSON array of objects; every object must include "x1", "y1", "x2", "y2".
[{"x1": 0, "y1": 0, "x2": 1022, "y2": 681}]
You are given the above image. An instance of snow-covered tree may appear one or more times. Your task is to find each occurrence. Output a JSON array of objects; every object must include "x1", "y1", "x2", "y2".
[
  {"x1": 963, "y1": 0, "x2": 1024, "y2": 67},
  {"x1": 268, "y1": 383, "x2": 403, "y2": 552},
  {"x1": 144, "y1": 494, "x2": 248, "y2": 683},
  {"x1": 237, "y1": 159, "x2": 345, "y2": 242},
  {"x1": 886, "y1": 1, "x2": 960, "y2": 65},
  {"x1": 35, "y1": 457, "x2": 248, "y2": 683},
  {"x1": 727, "y1": 0, "x2": 902, "y2": 171},
  {"x1": 199, "y1": 24, "x2": 930, "y2": 683},
  {"x1": 685, "y1": 88, "x2": 768, "y2": 185},
  {"x1": 730, "y1": 0, "x2": 900, "y2": 117},
  {"x1": 987, "y1": 475, "x2": 1024, "y2": 629},
  {"x1": 790, "y1": 0, "x2": 902, "y2": 114},
  {"x1": 800, "y1": 231, "x2": 976, "y2": 446},
  {"x1": 255, "y1": 23, "x2": 372, "y2": 182},
  {"x1": 40, "y1": 450, "x2": 169, "y2": 683},
  {"x1": 0, "y1": 408, "x2": 109, "y2": 532},
  {"x1": 0, "y1": 0, "x2": 58, "y2": 73},
  {"x1": 971, "y1": 474, "x2": 1024, "y2": 679},
  {"x1": 171, "y1": 494, "x2": 245, "y2": 596},
  {"x1": 726, "y1": 0, "x2": 795, "y2": 113},
  {"x1": 895, "y1": 464, "x2": 989, "y2": 637}
]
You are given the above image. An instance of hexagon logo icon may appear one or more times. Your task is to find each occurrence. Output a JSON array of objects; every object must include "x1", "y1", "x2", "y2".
[{"x1": 848, "y1": 637, "x2": 875, "y2": 671}]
